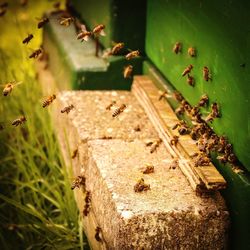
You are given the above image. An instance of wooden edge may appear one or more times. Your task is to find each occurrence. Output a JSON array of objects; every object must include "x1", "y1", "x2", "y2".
[{"x1": 132, "y1": 75, "x2": 226, "y2": 192}]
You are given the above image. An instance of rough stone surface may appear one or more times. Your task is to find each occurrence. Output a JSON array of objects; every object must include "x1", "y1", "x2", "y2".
[{"x1": 86, "y1": 139, "x2": 229, "y2": 249}]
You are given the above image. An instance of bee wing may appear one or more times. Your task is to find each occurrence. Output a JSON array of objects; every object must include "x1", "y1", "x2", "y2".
[
  {"x1": 80, "y1": 24, "x2": 87, "y2": 32},
  {"x1": 99, "y1": 30, "x2": 106, "y2": 36}
]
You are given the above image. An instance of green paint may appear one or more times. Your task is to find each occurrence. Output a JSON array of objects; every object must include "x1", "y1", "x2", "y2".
[
  {"x1": 43, "y1": 14, "x2": 143, "y2": 90},
  {"x1": 71, "y1": 0, "x2": 146, "y2": 52},
  {"x1": 143, "y1": 60, "x2": 250, "y2": 250},
  {"x1": 146, "y1": 0, "x2": 250, "y2": 172}
]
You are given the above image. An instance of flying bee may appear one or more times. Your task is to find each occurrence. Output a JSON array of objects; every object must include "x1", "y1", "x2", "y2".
[
  {"x1": 37, "y1": 17, "x2": 49, "y2": 29},
  {"x1": 71, "y1": 148, "x2": 78, "y2": 159},
  {"x1": 22, "y1": 34, "x2": 33, "y2": 44},
  {"x1": 142, "y1": 163, "x2": 154, "y2": 174},
  {"x1": 150, "y1": 138, "x2": 162, "y2": 153},
  {"x1": 198, "y1": 94, "x2": 209, "y2": 107},
  {"x1": 175, "y1": 105, "x2": 185, "y2": 115},
  {"x1": 59, "y1": 16, "x2": 74, "y2": 27},
  {"x1": 158, "y1": 90, "x2": 168, "y2": 101},
  {"x1": 83, "y1": 191, "x2": 91, "y2": 216},
  {"x1": 2, "y1": 81, "x2": 22, "y2": 96},
  {"x1": 173, "y1": 42, "x2": 181, "y2": 54},
  {"x1": 182, "y1": 64, "x2": 193, "y2": 76},
  {"x1": 71, "y1": 175, "x2": 86, "y2": 190},
  {"x1": 187, "y1": 74, "x2": 195, "y2": 86},
  {"x1": 134, "y1": 178, "x2": 150, "y2": 192},
  {"x1": 123, "y1": 65, "x2": 133, "y2": 78},
  {"x1": 76, "y1": 24, "x2": 92, "y2": 42},
  {"x1": 203, "y1": 66, "x2": 211, "y2": 81},
  {"x1": 173, "y1": 91, "x2": 184, "y2": 102},
  {"x1": 105, "y1": 100, "x2": 116, "y2": 110},
  {"x1": 112, "y1": 104, "x2": 126, "y2": 117},
  {"x1": 170, "y1": 135, "x2": 179, "y2": 146},
  {"x1": 111, "y1": 42, "x2": 124, "y2": 55},
  {"x1": 93, "y1": 24, "x2": 106, "y2": 36},
  {"x1": 61, "y1": 104, "x2": 74, "y2": 114},
  {"x1": 42, "y1": 94, "x2": 56, "y2": 108},
  {"x1": 125, "y1": 50, "x2": 140, "y2": 60},
  {"x1": 188, "y1": 47, "x2": 196, "y2": 57},
  {"x1": 12, "y1": 116, "x2": 27, "y2": 127},
  {"x1": 95, "y1": 227, "x2": 102, "y2": 242},
  {"x1": 29, "y1": 48, "x2": 42, "y2": 59}
]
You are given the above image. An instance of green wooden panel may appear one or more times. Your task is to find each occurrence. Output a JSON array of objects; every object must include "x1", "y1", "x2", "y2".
[
  {"x1": 71, "y1": 0, "x2": 146, "y2": 52},
  {"x1": 146, "y1": 0, "x2": 250, "y2": 172}
]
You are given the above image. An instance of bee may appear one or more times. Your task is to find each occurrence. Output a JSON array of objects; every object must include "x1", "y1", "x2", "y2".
[
  {"x1": 77, "y1": 24, "x2": 92, "y2": 42},
  {"x1": 0, "y1": 6, "x2": 7, "y2": 17},
  {"x1": 193, "y1": 153, "x2": 211, "y2": 167},
  {"x1": 198, "y1": 94, "x2": 209, "y2": 107},
  {"x1": 112, "y1": 104, "x2": 126, "y2": 117},
  {"x1": 123, "y1": 65, "x2": 133, "y2": 78},
  {"x1": 2, "y1": 81, "x2": 22, "y2": 96},
  {"x1": 134, "y1": 178, "x2": 150, "y2": 192},
  {"x1": 217, "y1": 136, "x2": 227, "y2": 153},
  {"x1": 173, "y1": 42, "x2": 181, "y2": 54},
  {"x1": 145, "y1": 140, "x2": 154, "y2": 147},
  {"x1": 187, "y1": 74, "x2": 194, "y2": 86},
  {"x1": 134, "y1": 124, "x2": 141, "y2": 132},
  {"x1": 225, "y1": 143, "x2": 233, "y2": 155},
  {"x1": 217, "y1": 154, "x2": 227, "y2": 164},
  {"x1": 22, "y1": 34, "x2": 33, "y2": 45},
  {"x1": 0, "y1": 2, "x2": 8, "y2": 8},
  {"x1": 93, "y1": 24, "x2": 106, "y2": 36},
  {"x1": 125, "y1": 50, "x2": 140, "y2": 60},
  {"x1": 158, "y1": 90, "x2": 168, "y2": 101},
  {"x1": 173, "y1": 91, "x2": 184, "y2": 102},
  {"x1": 193, "y1": 113, "x2": 203, "y2": 123},
  {"x1": 172, "y1": 120, "x2": 189, "y2": 135},
  {"x1": 150, "y1": 138, "x2": 162, "y2": 153},
  {"x1": 190, "y1": 106, "x2": 200, "y2": 117},
  {"x1": 227, "y1": 153, "x2": 237, "y2": 164},
  {"x1": 12, "y1": 116, "x2": 27, "y2": 127},
  {"x1": 37, "y1": 17, "x2": 49, "y2": 29},
  {"x1": 83, "y1": 191, "x2": 91, "y2": 216},
  {"x1": 105, "y1": 101, "x2": 116, "y2": 110},
  {"x1": 95, "y1": 227, "x2": 102, "y2": 242},
  {"x1": 71, "y1": 175, "x2": 86, "y2": 190},
  {"x1": 182, "y1": 64, "x2": 193, "y2": 77},
  {"x1": 181, "y1": 100, "x2": 192, "y2": 113},
  {"x1": 111, "y1": 42, "x2": 124, "y2": 55},
  {"x1": 169, "y1": 159, "x2": 179, "y2": 169},
  {"x1": 203, "y1": 66, "x2": 211, "y2": 81},
  {"x1": 20, "y1": 0, "x2": 28, "y2": 6},
  {"x1": 59, "y1": 16, "x2": 74, "y2": 27},
  {"x1": 42, "y1": 94, "x2": 56, "y2": 108},
  {"x1": 170, "y1": 135, "x2": 179, "y2": 146},
  {"x1": 142, "y1": 163, "x2": 154, "y2": 174},
  {"x1": 175, "y1": 105, "x2": 185, "y2": 115},
  {"x1": 211, "y1": 103, "x2": 220, "y2": 118},
  {"x1": 61, "y1": 104, "x2": 74, "y2": 114},
  {"x1": 100, "y1": 135, "x2": 113, "y2": 139},
  {"x1": 188, "y1": 47, "x2": 196, "y2": 57},
  {"x1": 71, "y1": 148, "x2": 78, "y2": 159},
  {"x1": 29, "y1": 48, "x2": 42, "y2": 59}
]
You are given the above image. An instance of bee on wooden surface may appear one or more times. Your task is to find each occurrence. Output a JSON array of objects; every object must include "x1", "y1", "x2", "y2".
[
  {"x1": 203, "y1": 66, "x2": 211, "y2": 81},
  {"x1": 2, "y1": 81, "x2": 22, "y2": 96},
  {"x1": 175, "y1": 105, "x2": 185, "y2": 115},
  {"x1": 158, "y1": 90, "x2": 168, "y2": 101},
  {"x1": 22, "y1": 34, "x2": 33, "y2": 45},
  {"x1": 71, "y1": 148, "x2": 78, "y2": 159},
  {"x1": 20, "y1": 0, "x2": 28, "y2": 6},
  {"x1": 59, "y1": 16, "x2": 74, "y2": 27},
  {"x1": 111, "y1": 42, "x2": 124, "y2": 55},
  {"x1": 173, "y1": 42, "x2": 181, "y2": 54},
  {"x1": 173, "y1": 91, "x2": 184, "y2": 102},
  {"x1": 134, "y1": 178, "x2": 150, "y2": 192},
  {"x1": 172, "y1": 120, "x2": 190, "y2": 135},
  {"x1": 95, "y1": 227, "x2": 102, "y2": 242},
  {"x1": 71, "y1": 175, "x2": 86, "y2": 190},
  {"x1": 187, "y1": 74, "x2": 194, "y2": 86},
  {"x1": 112, "y1": 104, "x2": 126, "y2": 117},
  {"x1": 42, "y1": 94, "x2": 56, "y2": 108},
  {"x1": 142, "y1": 163, "x2": 154, "y2": 174},
  {"x1": 169, "y1": 159, "x2": 179, "y2": 169},
  {"x1": 193, "y1": 153, "x2": 211, "y2": 167},
  {"x1": 123, "y1": 65, "x2": 133, "y2": 78},
  {"x1": 83, "y1": 191, "x2": 91, "y2": 216},
  {"x1": 77, "y1": 24, "x2": 92, "y2": 42},
  {"x1": 12, "y1": 116, "x2": 27, "y2": 127},
  {"x1": 150, "y1": 138, "x2": 162, "y2": 153},
  {"x1": 182, "y1": 64, "x2": 193, "y2": 77},
  {"x1": 61, "y1": 104, "x2": 74, "y2": 114},
  {"x1": 188, "y1": 47, "x2": 196, "y2": 57},
  {"x1": 29, "y1": 48, "x2": 42, "y2": 59},
  {"x1": 125, "y1": 50, "x2": 140, "y2": 60},
  {"x1": 105, "y1": 101, "x2": 116, "y2": 110},
  {"x1": 134, "y1": 124, "x2": 141, "y2": 132},
  {"x1": 100, "y1": 135, "x2": 113, "y2": 139},
  {"x1": 198, "y1": 94, "x2": 209, "y2": 107},
  {"x1": 170, "y1": 135, "x2": 179, "y2": 146},
  {"x1": 93, "y1": 24, "x2": 106, "y2": 36},
  {"x1": 145, "y1": 140, "x2": 154, "y2": 147},
  {"x1": 37, "y1": 17, "x2": 49, "y2": 29}
]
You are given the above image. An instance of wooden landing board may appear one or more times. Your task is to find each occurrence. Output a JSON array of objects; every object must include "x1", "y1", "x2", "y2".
[{"x1": 132, "y1": 76, "x2": 226, "y2": 192}]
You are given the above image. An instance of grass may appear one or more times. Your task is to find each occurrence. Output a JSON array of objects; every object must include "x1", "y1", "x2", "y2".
[{"x1": 0, "y1": 1, "x2": 87, "y2": 249}]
